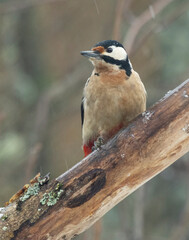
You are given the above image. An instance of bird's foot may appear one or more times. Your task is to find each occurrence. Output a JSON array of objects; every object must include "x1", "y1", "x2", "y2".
[{"x1": 92, "y1": 136, "x2": 105, "y2": 151}]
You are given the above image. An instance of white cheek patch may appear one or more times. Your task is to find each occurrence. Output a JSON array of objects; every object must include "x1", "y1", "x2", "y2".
[{"x1": 103, "y1": 46, "x2": 127, "y2": 60}]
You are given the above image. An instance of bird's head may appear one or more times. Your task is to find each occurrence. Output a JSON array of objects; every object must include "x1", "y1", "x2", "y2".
[{"x1": 81, "y1": 40, "x2": 132, "y2": 76}]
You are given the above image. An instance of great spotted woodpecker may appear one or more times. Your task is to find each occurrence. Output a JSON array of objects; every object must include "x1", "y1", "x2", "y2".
[{"x1": 81, "y1": 40, "x2": 146, "y2": 157}]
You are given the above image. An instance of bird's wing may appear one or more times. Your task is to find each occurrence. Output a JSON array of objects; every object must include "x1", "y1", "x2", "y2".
[{"x1": 81, "y1": 97, "x2": 84, "y2": 127}]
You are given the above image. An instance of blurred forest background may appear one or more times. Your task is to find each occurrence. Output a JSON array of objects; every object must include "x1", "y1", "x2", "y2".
[{"x1": 0, "y1": 0, "x2": 189, "y2": 239}]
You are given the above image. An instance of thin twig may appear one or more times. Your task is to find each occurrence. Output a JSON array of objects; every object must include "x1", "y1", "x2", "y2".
[
  {"x1": 112, "y1": 0, "x2": 127, "y2": 41},
  {"x1": 93, "y1": 0, "x2": 100, "y2": 15},
  {"x1": 131, "y1": 0, "x2": 189, "y2": 57},
  {"x1": 123, "y1": 0, "x2": 174, "y2": 54}
]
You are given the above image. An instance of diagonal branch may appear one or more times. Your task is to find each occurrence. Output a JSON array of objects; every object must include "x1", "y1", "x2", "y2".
[
  {"x1": 0, "y1": 79, "x2": 189, "y2": 240},
  {"x1": 123, "y1": 0, "x2": 175, "y2": 54},
  {"x1": 130, "y1": 0, "x2": 189, "y2": 57}
]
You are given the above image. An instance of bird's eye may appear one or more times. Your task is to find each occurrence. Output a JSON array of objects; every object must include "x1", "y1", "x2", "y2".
[{"x1": 106, "y1": 48, "x2": 113, "y2": 53}]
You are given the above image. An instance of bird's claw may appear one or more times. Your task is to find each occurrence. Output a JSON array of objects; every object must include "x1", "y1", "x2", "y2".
[{"x1": 92, "y1": 136, "x2": 105, "y2": 151}]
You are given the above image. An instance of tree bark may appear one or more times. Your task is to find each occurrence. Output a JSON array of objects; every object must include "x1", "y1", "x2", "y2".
[{"x1": 0, "y1": 79, "x2": 189, "y2": 240}]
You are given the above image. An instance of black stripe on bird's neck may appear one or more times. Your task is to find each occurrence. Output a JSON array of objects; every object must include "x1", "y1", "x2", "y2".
[{"x1": 101, "y1": 55, "x2": 132, "y2": 77}]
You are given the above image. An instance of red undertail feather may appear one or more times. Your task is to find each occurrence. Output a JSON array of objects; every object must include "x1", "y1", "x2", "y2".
[
  {"x1": 83, "y1": 123, "x2": 124, "y2": 157},
  {"x1": 83, "y1": 142, "x2": 94, "y2": 157}
]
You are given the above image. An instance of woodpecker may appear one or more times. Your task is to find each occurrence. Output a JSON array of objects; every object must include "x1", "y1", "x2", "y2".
[{"x1": 81, "y1": 40, "x2": 146, "y2": 157}]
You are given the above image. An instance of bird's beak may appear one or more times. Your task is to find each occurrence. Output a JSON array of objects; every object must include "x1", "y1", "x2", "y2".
[{"x1": 80, "y1": 50, "x2": 101, "y2": 59}]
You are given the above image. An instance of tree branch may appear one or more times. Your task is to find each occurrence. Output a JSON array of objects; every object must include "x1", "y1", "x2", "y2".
[
  {"x1": 130, "y1": 0, "x2": 189, "y2": 57},
  {"x1": 123, "y1": 0, "x2": 174, "y2": 54},
  {"x1": 0, "y1": 79, "x2": 189, "y2": 240},
  {"x1": 112, "y1": 0, "x2": 132, "y2": 41}
]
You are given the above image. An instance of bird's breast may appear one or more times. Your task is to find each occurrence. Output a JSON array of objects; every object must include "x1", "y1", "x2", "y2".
[{"x1": 83, "y1": 69, "x2": 146, "y2": 143}]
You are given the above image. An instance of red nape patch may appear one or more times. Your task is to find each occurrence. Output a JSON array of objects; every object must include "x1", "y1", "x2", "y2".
[{"x1": 83, "y1": 141, "x2": 94, "y2": 157}]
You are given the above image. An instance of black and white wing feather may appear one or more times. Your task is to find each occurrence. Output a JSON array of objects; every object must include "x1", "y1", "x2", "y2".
[{"x1": 81, "y1": 97, "x2": 84, "y2": 127}]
